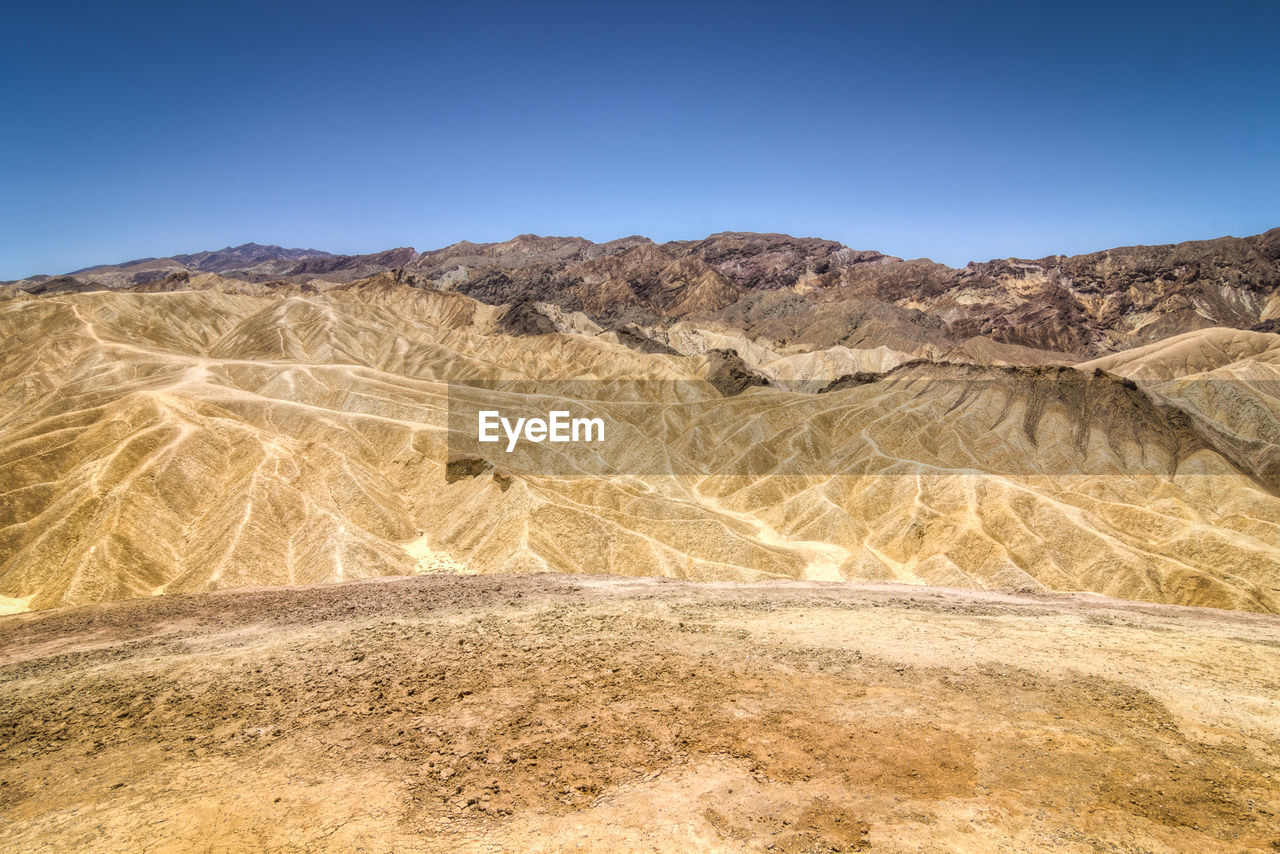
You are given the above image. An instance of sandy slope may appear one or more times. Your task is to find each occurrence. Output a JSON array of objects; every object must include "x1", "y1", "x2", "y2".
[
  {"x1": 3, "y1": 284, "x2": 1280, "y2": 613},
  {"x1": 1077, "y1": 327, "x2": 1280, "y2": 381},
  {"x1": 0, "y1": 574, "x2": 1277, "y2": 853}
]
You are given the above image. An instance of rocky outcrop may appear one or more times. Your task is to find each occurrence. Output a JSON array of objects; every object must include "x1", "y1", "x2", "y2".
[{"x1": 704, "y1": 349, "x2": 770, "y2": 396}]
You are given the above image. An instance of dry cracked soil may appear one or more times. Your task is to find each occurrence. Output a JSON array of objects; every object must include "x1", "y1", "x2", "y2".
[{"x1": 1, "y1": 574, "x2": 1279, "y2": 853}]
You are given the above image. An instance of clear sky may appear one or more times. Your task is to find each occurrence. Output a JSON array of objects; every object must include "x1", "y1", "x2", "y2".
[{"x1": 3, "y1": 0, "x2": 1277, "y2": 278}]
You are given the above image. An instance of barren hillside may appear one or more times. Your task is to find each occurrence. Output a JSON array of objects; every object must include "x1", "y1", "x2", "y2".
[
  {"x1": 2, "y1": 265, "x2": 1279, "y2": 613},
  {"x1": 1, "y1": 575, "x2": 1277, "y2": 852}
]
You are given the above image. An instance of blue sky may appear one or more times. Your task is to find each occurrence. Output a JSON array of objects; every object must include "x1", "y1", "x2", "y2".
[{"x1": 2, "y1": 0, "x2": 1277, "y2": 278}]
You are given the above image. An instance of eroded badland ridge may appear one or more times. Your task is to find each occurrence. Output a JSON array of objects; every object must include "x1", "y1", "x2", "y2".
[{"x1": 2, "y1": 229, "x2": 1280, "y2": 614}]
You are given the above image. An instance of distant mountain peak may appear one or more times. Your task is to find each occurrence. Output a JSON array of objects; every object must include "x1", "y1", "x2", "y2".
[{"x1": 171, "y1": 243, "x2": 335, "y2": 273}]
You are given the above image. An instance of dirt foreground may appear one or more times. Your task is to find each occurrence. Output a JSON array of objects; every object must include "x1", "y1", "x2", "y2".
[{"x1": 1, "y1": 574, "x2": 1278, "y2": 853}]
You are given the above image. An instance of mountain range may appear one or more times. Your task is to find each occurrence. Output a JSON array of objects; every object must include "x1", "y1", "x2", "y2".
[
  {"x1": 10, "y1": 228, "x2": 1280, "y2": 358},
  {"x1": 2, "y1": 228, "x2": 1280, "y2": 615}
]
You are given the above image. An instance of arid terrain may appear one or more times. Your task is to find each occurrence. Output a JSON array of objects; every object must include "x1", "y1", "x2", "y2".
[
  {"x1": 1, "y1": 574, "x2": 1278, "y2": 853},
  {"x1": 3, "y1": 230, "x2": 1280, "y2": 615},
  {"x1": 2, "y1": 231, "x2": 1280, "y2": 852}
]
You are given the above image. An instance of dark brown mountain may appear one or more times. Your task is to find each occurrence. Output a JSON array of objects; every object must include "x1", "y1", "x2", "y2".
[{"x1": 6, "y1": 229, "x2": 1278, "y2": 358}]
